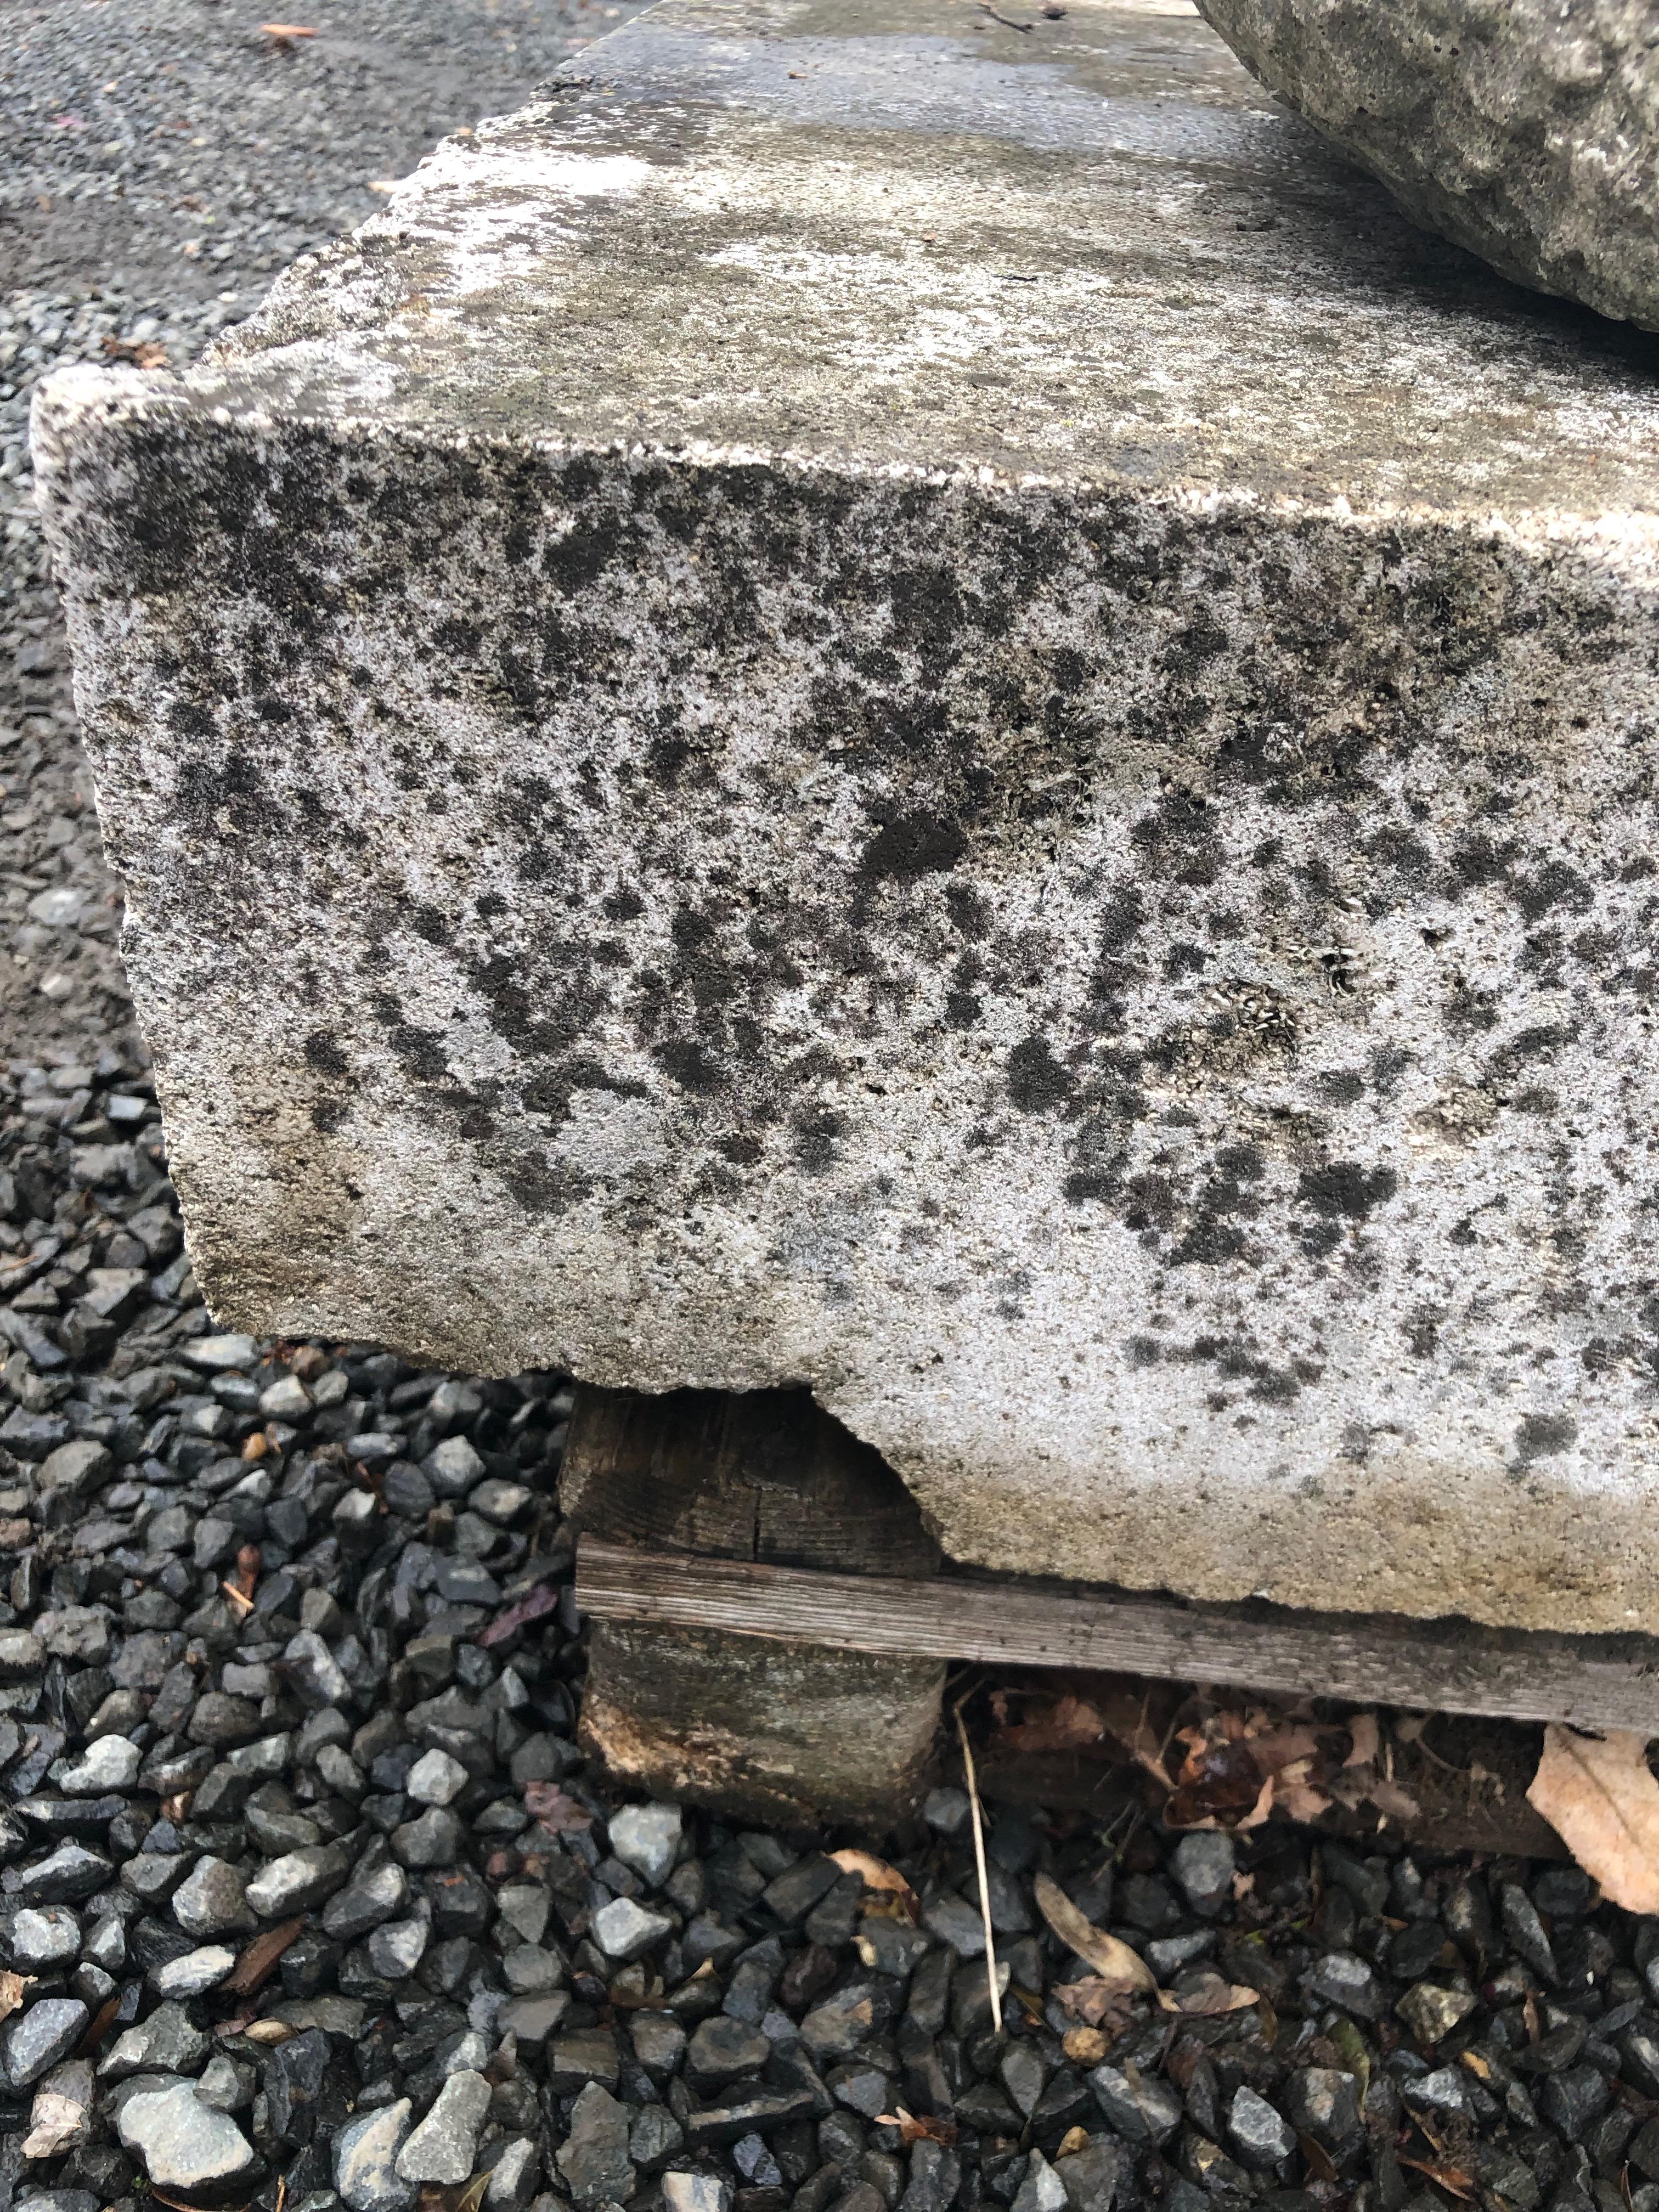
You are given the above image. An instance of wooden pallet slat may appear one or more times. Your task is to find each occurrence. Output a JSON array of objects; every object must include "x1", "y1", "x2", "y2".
[{"x1": 575, "y1": 1536, "x2": 1659, "y2": 1736}]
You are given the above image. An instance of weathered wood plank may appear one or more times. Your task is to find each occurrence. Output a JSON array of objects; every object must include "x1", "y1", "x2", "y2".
[{"x1": 576, "y1": 1537, "x2": 1659, "y2": 1735}]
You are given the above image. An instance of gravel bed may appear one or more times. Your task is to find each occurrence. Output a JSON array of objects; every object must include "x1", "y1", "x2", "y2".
[{"x1": 3, "y1": 7, "x2": 1657, "y2": 2212}]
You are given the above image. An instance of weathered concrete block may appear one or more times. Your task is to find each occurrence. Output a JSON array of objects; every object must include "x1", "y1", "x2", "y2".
[{"x1": 31, "y1": 0, "x2": 1659, "y2": 1633}]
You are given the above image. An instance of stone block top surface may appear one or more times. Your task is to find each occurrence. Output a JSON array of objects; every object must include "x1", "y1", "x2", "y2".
[
  {"x1": 82, "y1": 0, "x2": 1659, "y2": 524},
  {"x1": 30, "y1": 0, "x2": 1659, "y2": 1638}
]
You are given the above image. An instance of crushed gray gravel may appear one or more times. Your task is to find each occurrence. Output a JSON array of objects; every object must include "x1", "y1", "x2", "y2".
[{"x1": 5, "y1": 9, "x2": 1659, "y2": 2212}]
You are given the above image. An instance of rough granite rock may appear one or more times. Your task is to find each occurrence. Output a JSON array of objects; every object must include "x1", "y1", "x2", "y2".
[
  {"x1": 1195, "y1": 0, "x2": 1659, "y2": 331},
  {"x1": 31, "y1": 0, "x2": 1659, "y2": 1631}
]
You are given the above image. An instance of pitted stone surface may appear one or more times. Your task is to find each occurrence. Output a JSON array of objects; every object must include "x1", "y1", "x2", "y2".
[
  {"x1": 1196, "y1": 0, "x2": 1659, "y2": 332},
  {"x1": 31, "y1": 0, "x2": 1659, "y2": 1631}
]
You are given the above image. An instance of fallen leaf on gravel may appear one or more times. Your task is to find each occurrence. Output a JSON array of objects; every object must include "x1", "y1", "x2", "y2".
[
  {"x1": 523, "y1": 1781, "x2": 593, "y2": 1833},
  {"x1": 226, "y1": 1916, "x2": 306, "y2": 1997},
  {"x1": 1154, "y1": 1971, "x2": 1260, "y2": 2016},
  {"x1": 479, "y1": 1583, "x2": 560, "y2": 1648},
  {"x1": 1345, "y1": 1713, "x2": 1380, "y2": 1767},
  {"x1": 829, "y1": 1849, "x2": 920, "y2": 1920},
  {"x1": 22, "y1": 2080, "x2": 89, "y2": 2159},
  {"x1": 1273, "y1": 1760, "x2": 1333, "y2": 1824},
  {"x1": 100, "y1": 335, "x2": 170, "y2": 369},
  {"x1": 240, "y1": 2019, "x2": 296, "y2": 2045},
  {"x1": 1057, "y1": 2127, "x2": 1092, "y2": 2158},
  {"x1": 1527, "y1": 1723, "x2": 1659, "y2": 1911},
  {"x1": 1297, "y1": 2132, "x2": 1337, "y2": 2186},
  {"x1": 1061, "y1": 2025, "x2": 1113, "y2": 2064},
  {"x1": 874, "y1": 2108, "x2": 958, "y2": 2148},
  {"x1": 1330, "y1": 2016, "x2": 1371, "y2": 2108},
  {"x1": 991, "y1": 1692, "x2": 1107, "y2": 1755},
  {"x1": 0, "y1": 1971, "x2": 33, "y2": 2023},
  {"x1": 1034, "y1": 1873, "x2": 1156, "y2": 1990},
  {"x1": 1398, "y1": 2157, "x2": 1476, "y2": 2202},
  {"x1": 830, "y1": 1848, "x2": 909, "y2": 1892},
  {"x1": 1056, "y1": 1978, "x2": 1137, "y2": 2028},
  {"x1": 76, "y1": 1993, "x2": 120, "y2": 2056}
]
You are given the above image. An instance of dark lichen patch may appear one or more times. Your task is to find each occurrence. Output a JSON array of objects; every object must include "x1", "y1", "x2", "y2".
[
  {"x1": 1512, "y1": 1412, "x2": 1578, "y2": 1464},
  {"x1": 1297, "y1": 1160, "x2": 1398, "y2": 1220},
  {"x1": 1006, "y1": 1035, "x2": 1074, "y2": 1114},
  {"x1": 304, "y1": 1030, "x2": 349, "y2": 1078}
]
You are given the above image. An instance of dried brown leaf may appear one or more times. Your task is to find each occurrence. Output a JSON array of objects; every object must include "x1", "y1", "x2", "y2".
[
  {"x1": 226, "y1": 1916, "x2": 306, "y2": 1997},
  {"x1": 479, "y1": 1582, "x2": 560, "y2": 1648},
  {"x1": 0, "y1": 1970, "x2": 33, "y2": 2024},
  {"x1": 828, "y1": 1849, "x2": 921, "y2": 1921},
  {"x1": 151, "y1": 2194, "x2": 256, "y2": 2212},
  {"x1": 76, "y1": 1992, "x2": 120, "y2": 2056},
  {"x1": 1527, "y1": 1725, "x2": 1659, "y2": 1912},
  {"x1": 1062, "y1": 2025, "x2": 1113, "y2": 2066},
  {"x1": 1154, "y1": 1972, "x2": 1260, "y2": 2017},
  {"x1": 1345, "y1": 1713, "x2": 1380, "y2": 1768},
  {"x1": 992, "y1": 1693, "x2": 1108, "y2": 1756},
  {"x1": 1089, "y1": 1686, "x2": 1173, "y2": 1787},
  {"x1": 1243, "y1": 1724, "x2": 1322, "y2": 1776},
  {"x1": 873, "y1": 2108, "x2": 959, "y2": 2148},
  {"x1": 1057, "y1": 2126, "x2": 1092, "y2": 2159},
  {"x1": 1398, "y1": 2157, "x2": 1477, "y2": 2202},
  {"x1": 22, "y1": 2080, "x2": 89, "y2": 2159},
  {"x1": 522, "y1": 1781, "x2": 593, "y2": 1833},
  {"x1": 1056, "y1": 1977, "x2": 1136, "y2": 2028},
  {"x1": 1297, "y1": 2132, "x2": 1338, "y2": 2186},
  {"x1": 1274, "y1": 1762, "x2": 1334, "y2": 1824},
  {"x1": 241, "y1": 2019, "x2": 296, "y2": 2045},
  {"x1": 1034, "y1": 1872, "x2": 1156, "y2": 1991},
  {"x1": 1367, "y1": 1773, "x2": 1421, "y2": 1824}
]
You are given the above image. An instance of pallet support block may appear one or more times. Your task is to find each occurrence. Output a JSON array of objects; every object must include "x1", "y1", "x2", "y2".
[{"x1": 563, "y1": 1385, "x2": 947, "y2": 1826}]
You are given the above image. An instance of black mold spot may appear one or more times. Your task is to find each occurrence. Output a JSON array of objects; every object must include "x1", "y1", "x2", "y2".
[
  {"x1": 944, "y1": 883, "x2": 991, "y2": 939},
  {"x1": 1297, "y1": 1160, "x2": 1398, "y2": 1220},
  {"x1": 1007, "y1": 1036, "x2": 1074, "y2": 1113},
  {"x1": 304, "y1": 1031, "x2": 349, "y2": 1078},
  {"x1": 1369, "y1": 1043, "x2": 1411, "y2": 1098},
  {"x1": 793, "y1": 1107, "x2": 846, "y2": 1172},
  {"x1": 1513, "y1": 859, "x2": 1594, "y2": 922},
  {"x1": 1448, "y1": 834, "x2": 1517, "y2": 892},
  {"x1": 859, "y1": 809, "x2": 968, "y2": 883},
  {"x1": 1514, "y1": 1412, "x2": 1577, "y2": 1463},
  {"x1": 654, "y1": 1037, "x2": 727, "y2": 1095}
]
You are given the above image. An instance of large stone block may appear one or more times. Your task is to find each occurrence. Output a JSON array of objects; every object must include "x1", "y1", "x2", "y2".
[
  {"x1": 31, "y1": 0, "x2": 1659, "y2": 1632},
  {"x1": 1197, "y1": 0, "x2": 1659, "y2": 332}
]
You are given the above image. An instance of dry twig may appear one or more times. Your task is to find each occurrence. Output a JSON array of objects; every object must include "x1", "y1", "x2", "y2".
[{"x1": 954, "y1": 1692, "x2": 1002, "y2": 2034}]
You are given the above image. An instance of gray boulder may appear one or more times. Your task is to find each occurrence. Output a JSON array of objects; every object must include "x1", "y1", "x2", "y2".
[{"x1": 1197, "y1": 0, "x2": 1659, "y2": 329}]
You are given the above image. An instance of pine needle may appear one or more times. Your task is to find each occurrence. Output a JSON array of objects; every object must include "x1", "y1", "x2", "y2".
[{"x1": 954, "y1": 1692, "x2": 1002, "y2": 2035}]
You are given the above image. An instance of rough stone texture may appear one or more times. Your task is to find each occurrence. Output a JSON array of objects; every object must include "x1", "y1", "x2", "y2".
[
  {"x1": 1195, "y1": 0, "x2": 1659, "y2": 331},
  {"x1": 31, "y1": 0, "x2": 1659, "y2": 1632}
]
